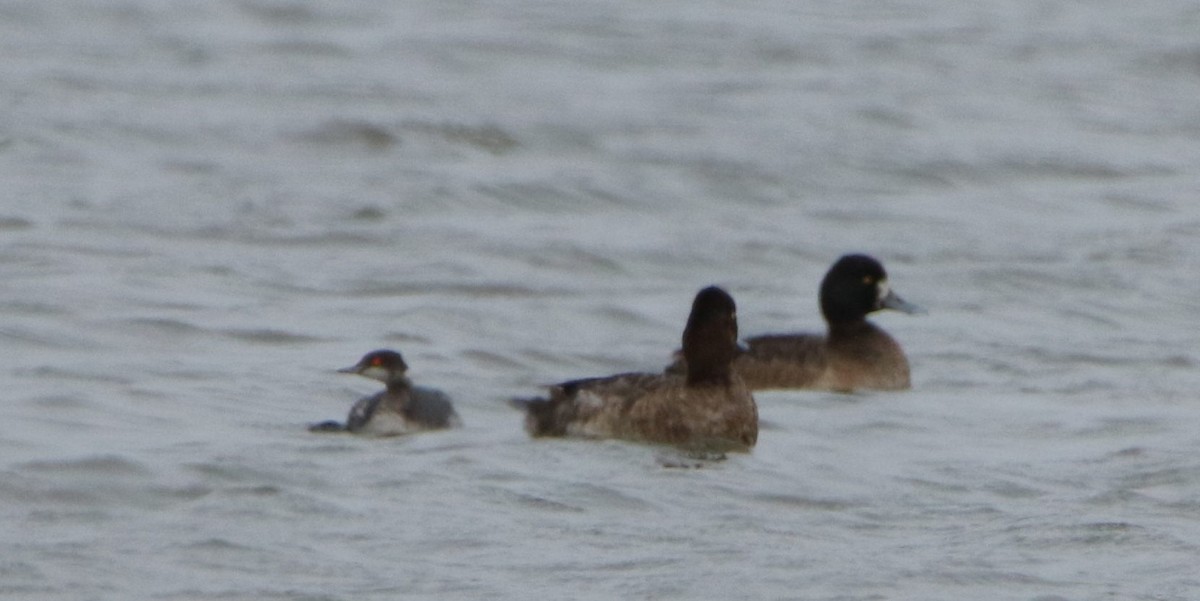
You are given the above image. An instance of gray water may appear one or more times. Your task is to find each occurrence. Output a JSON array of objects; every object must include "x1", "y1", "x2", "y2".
[{"x1": 3, "y1": 1, "x2": 1200, "y2": 599}]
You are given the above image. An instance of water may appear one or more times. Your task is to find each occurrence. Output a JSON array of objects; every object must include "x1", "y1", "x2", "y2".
[{"x1": 3, "y1": 1, "x2": 1200, "y2": 599}]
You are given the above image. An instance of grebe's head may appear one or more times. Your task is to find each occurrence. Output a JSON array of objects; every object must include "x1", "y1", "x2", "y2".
[{"x1": 338, "y1": 349, "x2": 408, "y2": 382}]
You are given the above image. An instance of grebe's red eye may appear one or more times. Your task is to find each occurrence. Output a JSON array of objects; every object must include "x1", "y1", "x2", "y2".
[{"x1": 371, "y1": 356, "x2": 383, "y2": 367}]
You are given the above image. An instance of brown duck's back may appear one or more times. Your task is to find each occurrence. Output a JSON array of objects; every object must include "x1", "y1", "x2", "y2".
[{"x1": 525, "y1": 372, "x2": 661, "y2": 438}]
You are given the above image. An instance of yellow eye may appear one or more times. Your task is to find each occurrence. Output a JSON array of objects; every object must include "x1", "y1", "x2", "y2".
[{"x1": 862, "y1": 276, "x2": 874, "y2": 285}]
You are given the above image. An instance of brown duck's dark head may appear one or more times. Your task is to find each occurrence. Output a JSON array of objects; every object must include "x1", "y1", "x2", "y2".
[
  {"x1": 338, "y1": 349, "x2": 409, "y2": 382},
  {"x1": 681, "y1": 286, "x2": 739, "y2": 385},
  {"x1": 819, "y1": 254, "x2": 923, "y2": 325}
]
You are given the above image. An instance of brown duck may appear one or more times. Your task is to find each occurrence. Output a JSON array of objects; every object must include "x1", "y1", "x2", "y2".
[{"x1": 515, "y1": 286, "x2": 758, "y2": 452}]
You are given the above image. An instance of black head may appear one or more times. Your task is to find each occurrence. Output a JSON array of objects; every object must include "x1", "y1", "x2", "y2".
[
  {"x1": 338, "y1": 349, "x2": 408, "y2": 382},
  {"x1": 819, "y1": 254, "x2": 922, "y2": 325},
  {"x1": 681, "y1": 286, "x2": 739, "y2": 385}
]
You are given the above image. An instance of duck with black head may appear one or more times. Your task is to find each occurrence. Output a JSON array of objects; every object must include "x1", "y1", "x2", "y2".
[
  {"x1": 310, "y1": 349, "x2": 461, "y2": 436},
  {"x1": 513, "y1": 286, "x2": 758, "y2": 452},
  {"x1": 730, "y1": 254, "x2": 923, "y2": 392}
]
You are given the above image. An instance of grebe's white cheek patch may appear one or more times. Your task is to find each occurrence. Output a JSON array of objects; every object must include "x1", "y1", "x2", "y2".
[{"x1": 360, "y1": 365, "x2": 390, "y2": 381}]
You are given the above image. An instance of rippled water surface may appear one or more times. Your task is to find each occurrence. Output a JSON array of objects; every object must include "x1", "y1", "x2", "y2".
[{"x1": 3, "y1": 1, "x2": 1200, "y2": 599}]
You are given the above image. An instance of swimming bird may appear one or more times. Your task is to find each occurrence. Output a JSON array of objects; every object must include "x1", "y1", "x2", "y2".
[
  {"x1": 309, "y1": 349, "x2": 461, "y2": 435},
  {"x1": 514, "y1": 286, "x2": 757, "y2": 452},
  {"x1": 720, "y1": 254, "x2": 922, "y2": 392}
]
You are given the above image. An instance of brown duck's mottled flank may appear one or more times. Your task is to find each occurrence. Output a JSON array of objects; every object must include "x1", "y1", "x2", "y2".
[{"x1": 516, "y1": 286, "x2": 758, "y2": 451}]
